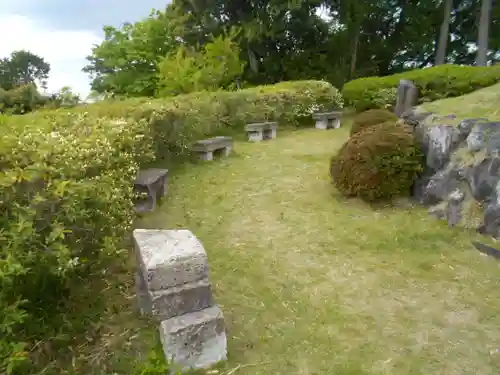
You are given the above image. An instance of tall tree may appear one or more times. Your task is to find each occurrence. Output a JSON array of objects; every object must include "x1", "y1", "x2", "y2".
[
  {"x1": 83, "y1": 9, "x2": 183, "y2": 97},
  {"x1": 435, "y1": 0, "x2": 454, "y2": 65},
  {"x1": 476, "y1": 0, "x2": 493, "y2": 66},
  {"x1": 0, "y1": 50, "x2": 50, "y2": 90}
]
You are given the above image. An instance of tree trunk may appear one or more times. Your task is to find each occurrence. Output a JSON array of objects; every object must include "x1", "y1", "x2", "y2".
[
  {"x1": 349, "y1": 26, "x2": 361, "y2": 79},
  {"x1": 476, "y1": 0, "x2": 492, "y2": 66},
  {"x1": 435, "y1": 0, "x2": 453, "y2": 65}
]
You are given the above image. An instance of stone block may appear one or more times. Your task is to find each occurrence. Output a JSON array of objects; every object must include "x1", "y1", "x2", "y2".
[
  {"x1": 149, "y1": 278, "x2": 214, "y2": 320},
  {"x1": 159, "y1": 305, "x2": 227, "y2": 371},
  {"x1": 395, "y1": 79, "x2": 418, "y2": 117},
  {"x1": 133, "y1": 168, "x2": 169, "y2": 213},
  {"x1": 244, "y1": 122, "x2": 278, "y2": 142},
  {"x1": 192, "y1": 137, "x2": 233, "y2": 161},
  {"x1": 312, "y1": 111, "x2": 342, "y2": 129},
  {"x1": 133, "y1": 229, "x2": 210, "y2": 291}
]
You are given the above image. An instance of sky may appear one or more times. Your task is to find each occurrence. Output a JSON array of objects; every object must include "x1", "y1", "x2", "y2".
[{"x1": 0, "y1": 0, "x2": 170, "y2": 99}]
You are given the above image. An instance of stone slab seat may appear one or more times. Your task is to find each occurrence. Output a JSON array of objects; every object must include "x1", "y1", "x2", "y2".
[
  {"x1": 133, "y1": 168, "x2": 168, "y2": 213},
  {"x1": 192, "y1": 136, "x2": 233, "y2": 161},
  {"x1": 244, "y1": 121, "x2": 278, "y2": 142},
  {"x1": 312, "y1": 111, "x2": 342, "y2": 130}
]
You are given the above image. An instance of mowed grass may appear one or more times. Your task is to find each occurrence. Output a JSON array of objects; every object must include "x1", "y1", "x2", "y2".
[
  {"x1": 422, "y1": 82, "x2": 500, "y2": 120},
  {"x1": 135, "y1": 122, "x2": 500, "y2": 374}
]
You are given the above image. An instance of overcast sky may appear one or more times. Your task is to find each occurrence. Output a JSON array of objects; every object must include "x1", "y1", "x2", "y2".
[{"x1": 0, "y1": 0, "x2": 170, "y2": 98}]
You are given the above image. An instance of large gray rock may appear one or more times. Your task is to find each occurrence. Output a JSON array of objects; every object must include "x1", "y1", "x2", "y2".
[
  {"x1": 466, "y1": 157, "x2": 500, "y2": 202},
  {"x1": 160, "y1": 305, "x2": 227, "y2": 371},
  {"x1": 418, "y1": 125, "x2": 462, "y2": 172},
  {"x1": 457, "y1": 118, "x2": 489, "y2": 142},
  {"x1": 414, "y1": 116, "x2": 500, "y2": 240},
  {"x1": 412, "y1": 124, "x2": 464, "y2": 205},
  {"x1": 133, "y1": 229, "x2": 210, "y2": 291},
  {"x1": 466, "y1": 122, "x2": 500, "y2": 153},
  {"x1": 419, "y1": 166, "x2": 464, "y2": 206},
  {"x1": 480, "y1": 203, "x2": 500, "y2": 238},
  {"x1": 428, "y1": 189, "x2": 466, "y2": 227}
]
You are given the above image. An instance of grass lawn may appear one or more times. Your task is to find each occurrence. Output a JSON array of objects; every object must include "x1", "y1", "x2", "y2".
[
  {"x1": 422, "y1": 82, "x2": 500, "y2": 121},
  {"x1": 138, "y1": 124, "x2": 500, "y2": 374},
  {"x1": 64, "y1": 86, "x2": 500, "y2": 375}
]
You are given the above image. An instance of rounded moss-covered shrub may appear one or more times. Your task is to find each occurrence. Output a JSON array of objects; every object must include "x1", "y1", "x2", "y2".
[
  {"x1": 331, "y1": 122, "x2": 424, "y2": 202},
  {"x1": 350, "y1": 108, "x2": 398, "y2": 136}
]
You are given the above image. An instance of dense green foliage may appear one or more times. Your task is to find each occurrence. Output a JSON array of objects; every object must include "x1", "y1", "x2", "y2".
[
  {"x1": 0, "y1": 50, "x2": 50, "y2": 91},
  {"x1": 157, "y1": 32, "x2": 245, "y2": 96},
  {"x1": 342, "y1": 64, "x2": 500, "y2": 112},
  {"x1": 350, "y1": 109, "x2": 398, "y2": 136},
  {"x1": 0, "y1": 52, "x2": 82, "y2": 114},
  {"x1": 331, "y1": 122, "x2": 424, "y2": 202},
  {"x1": 72, "y1": 80, "x2": 343, "y2": 163},
  {"x1": 0, "y1": 80, "x2": 340, "y2": 373},
  {"x1": 0, "y1": 112, "x2": 154, "y2": 373},
  {"x1": 0, "y1": 84, "x2": 46, "y2": 115},
  {"x1": 83, "y1": 0, "x2": 500, "y2": 99}
]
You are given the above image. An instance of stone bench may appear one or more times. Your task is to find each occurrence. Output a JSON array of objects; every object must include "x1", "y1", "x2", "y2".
[
  {"x1": 133, "y1": 168, "x2": 168, "y2": 213},
  {"x1": 133, "y1": 229, "x2": 227, "y2": 370},
  {"x1": 244, "y1": 121, "x2": 278, "y2": 142},
  {"x1": 192, "y1": 136, "x2": 233, "y2": 161},
  {"x1": 312, "y1": 111, "x2": 342, "y2": 129}
]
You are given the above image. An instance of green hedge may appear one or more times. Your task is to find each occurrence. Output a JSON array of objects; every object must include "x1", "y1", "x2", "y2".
[
  {"x1": 82, "y1": 80, "x2": 343, "y2": 163},
  {"x1": 0, "y1": 113, "x2": 155, "y2": 373},
  {"x1": 342, "y1": 64, "x2": 500, "y2": 112},
  {"x1": 0, "y1": 80, "x2": 342, "y2": 373}
]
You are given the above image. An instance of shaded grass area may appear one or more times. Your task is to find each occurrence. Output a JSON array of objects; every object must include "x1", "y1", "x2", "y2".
[{"x1": 132, "y1": 123, "x2": 500, "y2": 375}]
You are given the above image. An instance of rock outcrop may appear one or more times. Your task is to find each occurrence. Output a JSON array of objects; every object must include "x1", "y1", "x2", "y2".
[{"x1": 404, "y1": 110, "x2": 500, "y2": 239}]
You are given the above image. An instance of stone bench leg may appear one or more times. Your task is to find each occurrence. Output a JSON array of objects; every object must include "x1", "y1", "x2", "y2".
[
  {"x1": 329, "y1": 118, "x2": 341, "y2": 129},
  {"x1": 247, "y1": 130, "x2": 263, "y2": 142},
  {"x1": 135, "y1": 270, "x2": 153, "y2": 315},
  {"x1": 223, "y1": 146, "x2": 232, "y2": 157},
  {"x1": 263, "y1": 128, "x2": 276, "y2": 140},
  {"x1": 315, "y1": 119, "x2": 328, "y2": 129},
  {"x1": 200, "y1": 151, "x2": 213, "y2": 161}
]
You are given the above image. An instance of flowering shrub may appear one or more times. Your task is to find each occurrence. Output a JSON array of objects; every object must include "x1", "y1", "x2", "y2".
[{"x1": 0, "y1": 113, "x2": 154, "y2": 372}]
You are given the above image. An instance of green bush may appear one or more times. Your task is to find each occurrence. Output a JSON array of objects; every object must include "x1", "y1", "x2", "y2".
[
  {"x1": 0, "y1": 80, "x2": 340, "y2": 373},
  {"x1": 350, "y1": 109, "x2": 398, "y2": 136},
  {"x1": 342, "y1": 64, "x2": 500, "y2": 112},
  {"x1": 0, "y1": 113, "x2": 154, "y2": 373},
  {"x1": 47, "y1": 80, "x2": 343, "y2": 164},
  {"x1": 330, "y1": 122, "x2": 424, "y2": 202},
  {"x1": 0, "y1": 84, "x2": 47, "y2": 115}
]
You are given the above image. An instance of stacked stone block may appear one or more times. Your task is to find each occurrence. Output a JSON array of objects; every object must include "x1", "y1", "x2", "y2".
[{"x1": 133, "y1": 229, "x2": 227, "y2": 371}]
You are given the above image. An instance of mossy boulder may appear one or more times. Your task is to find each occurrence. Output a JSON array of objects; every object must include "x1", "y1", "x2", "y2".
[
  {"x1": 350, "y1": 109, "x2": 398, "y2": 136},
  {"x1": 331, "y1": 122, "x2": 424, "y2": 202}
]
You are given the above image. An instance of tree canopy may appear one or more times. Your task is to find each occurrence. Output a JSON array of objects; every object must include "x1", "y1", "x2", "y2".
[
  {"x1": 82, "y1": 0, "x2": 499, "y2": 99},
  {"x1": 0, "y1": 50, "x2": 50, "y2": 91}
]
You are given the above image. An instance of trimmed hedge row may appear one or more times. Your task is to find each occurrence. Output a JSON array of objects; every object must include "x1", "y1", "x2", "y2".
[
  {"x1": 0, "y1": 80, "x2": 342, "y2": 373},
  {"x1": 79, "y1": 80, "x2": 343, "y2": 163},
  {"x1": 342, "y1": 64, "x2": 500, "y2": 112}
]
